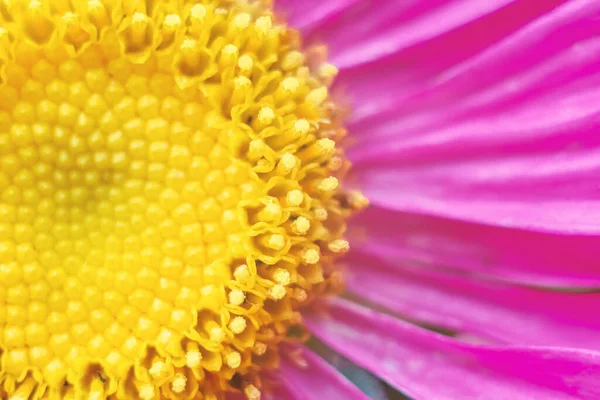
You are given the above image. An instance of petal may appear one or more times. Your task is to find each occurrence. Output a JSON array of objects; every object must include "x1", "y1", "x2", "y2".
[
  {"x1": 280, "y1": 347, "x2": 370, "y2": 400},
  {"x1": 345, "y1": 4, "x2": 600, "y2": 235},
  {"x1": 306, "y1": 298, "x2": 600, "y2": 400},
  {"x1": 355, "y1": 140, "x2": 600, "y2": 234},
  {"x1": 343, "y1": 0, "x2": 598, "y2": 122},
  {"x1": 330, "y1": 0, "x2": 531, "y2": 69},
  {"x1": 345, "y1": 251, "x2": 600, "y2": 349},
  {"x1": 352, "y1": 206, "x2": 600, "y2": 287},
  {"x1": 350, "y1": 37, "x2": 600, "y2": 162},
  {"x1": 274, "y1": 0, "x2": 362, "y2": 33},
  {"x1": 317, "y1": 341, "x2": 390, "y2": 400}
]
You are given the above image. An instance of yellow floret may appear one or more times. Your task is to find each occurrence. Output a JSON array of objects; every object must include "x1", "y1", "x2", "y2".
[{"x1": 0, "y1": 0, "x2": 365, "y2": 399}]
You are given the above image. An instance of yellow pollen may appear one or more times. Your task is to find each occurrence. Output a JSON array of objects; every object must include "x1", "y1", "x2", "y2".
[
  {"x1": 0, "y1": 0, "x2": 364, "y2": 398},
  {"x1": 282, "y1": 50, "x2": 304, "y2": 71},
  {"x1": 229, "y1": 316, "x2": 247, "y2": 334},
  {"x1": 234, "y1": 264, "x2": 250, "y2": 282},
  {"x1": 319, "y1": 63, "x2": 339, "y2": 81},
  {"x1": 164, "y1": 14, "x2": 182, "y2": 28},
  {"x1": 349, "y1": 190, "x2": 371, "y2": 209},
  {"x1": 302, "y1": 248, "x2": 321, "y2": 264},
  {"x1": 234, "y1": 75, "x2": 252, "y2": 90},
  {"x1": 238, "y1": 54, "x2": 254, "y2": 71},
  {"x1": 255, "y1": 16, "x2": 272, "y2": 34},
  {"x1": 286, "y1": 189, "x2": 304, "y2": 207},
  {"x1": 139, "y1": 384, "x2": 156, "y2": 400},
  {"x1": 171, "y1": 373, "x2": 187, "y2": 393},
  {"x1": 269, "y1": 284, "x2": 287, "y2": 300},
  {"x1": 229, "y1": 289, "x2": 246, "y2": 306},
  {"x1": 318, "y1": 176, "x2": 339, "y2": 193},
  {"x1": 232, "y1": 13, "x2": 251, "y2": 30},
  {"x1": 293, "y1": 119, "x2": 310, "y2": 135},
  {"x1": 273, "y1": 268, "x2": 291, "y2": 285},
  {"x1": 318, "y1": 138, "x2": 336, "y2": 155},
  {"x1": 222, "y1": 44, "x2": 239, "y2": 61},
  {"x1": 315, "y1": 207, "x2": 329, "y2": 221},
  {"x1": 190, "y1": 4, "x2": 207, "y2": 21},
  {"x1": 149, "y1": 360, "x2": 168, "y2": 379},
  {"x1": 329, "y1": 239, "x2": 350, "y2": 253},
  {"x1": 292, "y1": 216, "x2": 311, "y2": 234},
  {"x1": 210, "y1": 327, "x2": 226, "y2": 344},
  {"x1": 307, "y1": 87, "x2": 329, "y2": 107},
  {"x1": 254, "y1": 342, "x2": 267, "y2": 356},
  {"x1": 294, "y1": 288, "x2": 308, "y2": 302},
  {"x1": 278, "y1": 153, "x2": 297, "y2": 174},
  {"x1": 258, "y1": 106, "x2": 276, "y2": 125},
  {"x1": 226, "y1": 351, "x2": 242, "y2": 369},
  {"x1": 186, "y1": 351, "x2": 203, "y2": 368},
  {"x1": 245, "y1": 384, "x2": 262, "y2": 400},
  {"x1": 280, "y1": 77, "x2": 299, "y2": 93}
]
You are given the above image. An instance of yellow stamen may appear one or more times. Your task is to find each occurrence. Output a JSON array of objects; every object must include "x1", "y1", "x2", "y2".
[
  {"x1": 273, "y1": 268, "x2": 291, "y2": 285},
  {"x1": 229, "y1": 316, "x2": 247, "y2": 334},
  {"x1": 245, "y1": 384, "x2": 262, "y2": 400},
  {"x1": 226, "y1": 351, "x2": 242, "y2": 369},
  {"x1": 269, "y1": 284, "x2": 287, "y2": 300},
  {"x1": 186, "y1": 351, "x2": 203, "y2": 368},
  {"x1": 229, "y1": 289, "x2": 246, "y2": 306},
  {"x1": 0, "y1": 1, "x2": 364, "y2": 399},
  {"x1": 171, "y1": 373, "x2": 187, "y2": 393}
]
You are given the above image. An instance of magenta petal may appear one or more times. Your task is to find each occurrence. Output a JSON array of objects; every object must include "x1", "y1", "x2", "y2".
[
  {"x1": 352, "y1": 207, "x2": 600, "y2": 287},
  {"x1": 280, "y1": 347, "x2": 369, "y2": 400},
  {"x1": 330, "y1": 0, "x2": 521, "y2": 69},
  {"x1": 345, "y1": 252, "x2": 600, "y2": 349},
  {"x1": 350, "y1": 38, "x2": 600, "y2": 163},
  {"x1": 274, "y1": 0, "x2": 362, "y2": 34},
  {"x1": 343, "y1": 0, "x2": 596, "y2": 122},
  {"x1": 355, "y1": 142, "x2": 600, "y2": 234},
  {"x1": 306, "y1": 299, "x2": 600, "y2": 400}
]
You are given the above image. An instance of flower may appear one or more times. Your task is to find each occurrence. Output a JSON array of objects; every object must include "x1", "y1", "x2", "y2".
[{"x1": 1, "y1": 1, "x2": 600, "y2": 400}]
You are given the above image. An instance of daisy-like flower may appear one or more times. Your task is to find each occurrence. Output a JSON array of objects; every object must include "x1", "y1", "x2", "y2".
[{"x1": 1, "y1": 0, "x2": 600, "y2": 400}]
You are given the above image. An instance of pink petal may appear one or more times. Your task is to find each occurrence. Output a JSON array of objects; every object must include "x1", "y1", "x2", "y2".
[
  {"x1": 344, "y1": 251, "x2": 600, "y2": 349},
  {"x1": 343, "y1": 0, "x2": 595, "y2": 122},
  {"x1": 306, "y1": 299, "x2": 600, "y2": 400},
  {"x1": 274, "y1": 0, "x2": 362, "y2": 33},
  {"x1": 280, "y1": 347, "x2": 370, "y2": 400},
  {"x1": 354, "y1": 127, "x2": 600, "y2": 234},
  {"x1": 330, "y1": 0, "x2": 528, "y2": 69},
  {"x1": 350, "y1": 37, "x2": 600, "y2": 162},
  {"x1": 352, "y1": 207, "x2": 600, "y2": 287},
  {"x1": 360, "y1": 184, "x2": 600, "y2": 235}
]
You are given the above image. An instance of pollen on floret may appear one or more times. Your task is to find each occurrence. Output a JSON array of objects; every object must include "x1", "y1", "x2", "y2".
[
  {"x1": 286, "y1": 189, "x2": 304, "y2": 207},
  {"x1": 229, "y1": 289, "x2": 246, "y2": 306},
  {"x1": 302, "y1": 248, "x2": 321, "y2": 265},
  {"x1": 329, "y1": 239, "x2": 350, "y2": 253},
  {"x1": 258, "y1": 106, "x2": 276, "y2": 125},
  {"x1": 245, "y1": 384, "x2": 262, "y2": 400},
  {"x1": 0, "y1": 0, "x2": 364, "y2": 399},
  {"x1": 274, "y1": 268, "x2": 291, "y2": 285},
  {"x1": 229, "y1": 316, "x2": 247, "y2": 334},
  {"x1": 280, "y1": 77, "x2": 299, "y2": 93},
  {"x1": 172, "y1": 373, "x2": 187, "y2": 393},
  {"x1": 226, "y1": 351, "x2": 242, "y2": 369},
  {"x1": 269, "y1": 284, "x2": 287, "y2": 301},
  {"x1": 293, "y1": 118, "x2": 310, "y2": 135}
]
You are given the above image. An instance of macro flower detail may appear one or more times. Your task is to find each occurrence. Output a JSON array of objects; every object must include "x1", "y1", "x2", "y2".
[
  {"x1": 0, "y1": 1, "x2": 364, "y2": 398},
  {"x1": 4, "y1": 0, "x2": 600, "y2": 399}
]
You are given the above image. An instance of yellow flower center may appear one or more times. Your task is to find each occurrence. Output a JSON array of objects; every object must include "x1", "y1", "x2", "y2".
[{"x1": 0, "y1": 0, "x2": 366, "y2": 399}]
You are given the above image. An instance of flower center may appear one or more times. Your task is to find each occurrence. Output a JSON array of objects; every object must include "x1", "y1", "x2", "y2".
[{"x1": 0, "y1": 1, "x2": 366, "y2": 399}]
